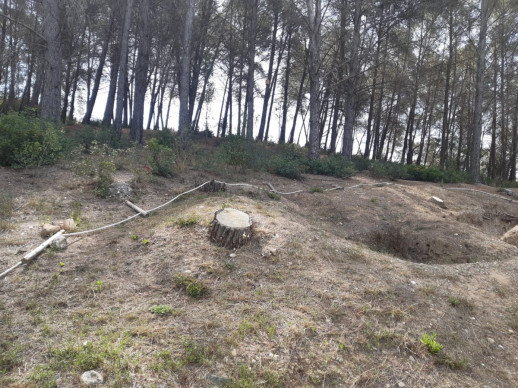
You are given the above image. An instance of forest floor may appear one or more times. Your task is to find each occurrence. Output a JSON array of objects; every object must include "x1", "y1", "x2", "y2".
[{"x1": 1, "y1": 157, "x2": 518, "y2": 387}]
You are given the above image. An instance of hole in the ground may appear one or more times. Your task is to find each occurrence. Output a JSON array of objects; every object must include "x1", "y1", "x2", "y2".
[{"x1": 368, "y1": 222, "x2": 515, "y2": 265}]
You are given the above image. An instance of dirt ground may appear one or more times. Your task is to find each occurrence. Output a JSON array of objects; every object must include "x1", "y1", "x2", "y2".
[{"x1": 1, "y1": 162, "x2": 518, "y2": 387}]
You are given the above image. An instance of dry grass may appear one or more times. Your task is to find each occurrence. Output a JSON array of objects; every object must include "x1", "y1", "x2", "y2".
[{"x1": 1, "y1": 166, "x2": 518, "y2": 387}]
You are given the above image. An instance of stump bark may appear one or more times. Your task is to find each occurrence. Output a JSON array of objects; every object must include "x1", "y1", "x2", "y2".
[
  {"x1": 199, "y1": 180, "x2": 226, "y2": 193},
  {"x1": 209, "y1": 208, "x2": 252, "y2": 249}
]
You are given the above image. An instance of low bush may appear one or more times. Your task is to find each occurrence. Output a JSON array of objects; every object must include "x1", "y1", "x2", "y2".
[
  {"x1": 0, "y1": 112, "x2": 65, "y2": 167},
  {"x1": 95, "y1": 161, "x2": 115, "y2": 198},
  {"x1": 68, "y1": 126, "x2": 121, "y2": 151},
  {"x1": 268, "y1": 154, "x2": 305, "y2": 179},
  {"x1": 218, "y1": 135, "x2": 248, "y2": 168},
  {"x1": 406, "y1": 164, "x2": 469, "y2": 183},
  {"x1": 370, "y1": 161, "x2": 408, "y2": 181},
  {"x1": 147, "y1": 138, "x2": 176, "y2": 177},
  {"x1": 307, "y1": 155, "x2": 356, "y2": 178}
]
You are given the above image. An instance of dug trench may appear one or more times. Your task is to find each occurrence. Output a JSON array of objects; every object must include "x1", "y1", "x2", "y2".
[{"x1": 289, "y1": 175, "x2": 518, "y2": 264}]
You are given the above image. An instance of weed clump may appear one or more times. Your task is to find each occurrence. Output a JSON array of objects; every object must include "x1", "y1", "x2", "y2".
[
  {"x1": 149, "y1": 305, "x2": 174, "y2": 315},
  {"x1": 174, "y1": 274, "x2": 208, "y2": 298},
  {"x1": 0, "y1": 341, "x2": 20, "y2": 373},
  {"x1": 175, "y1": 214, "x2": 200, "y2": 227},
  {"x1": 420, "y1": 332, "x2": 444, "y2": 354}
]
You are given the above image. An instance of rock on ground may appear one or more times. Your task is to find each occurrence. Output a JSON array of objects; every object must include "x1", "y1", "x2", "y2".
[
  {"x1": 40, "y1": 224, "x2": 60, "y2": 238},
  {"x1": 502, "y1": 225, "x2": 518, "y2": 247},
  {"x1": 109, "y1": 182, "x2": 133, "y2": 198},
  {"x1": 61, "y1": 218, "x2": 77, "y2": 232},
  {"x1": 80, "y1": 370, "x2": 103, "y2": 385},
  {"x1": 50, "y1": 235, "x2": 67, "y2": 250}
]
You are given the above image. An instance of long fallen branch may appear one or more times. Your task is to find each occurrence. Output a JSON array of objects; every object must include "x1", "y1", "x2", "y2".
[{"x1": 0, "y1": 230, "x2": 64, "y2": 279}]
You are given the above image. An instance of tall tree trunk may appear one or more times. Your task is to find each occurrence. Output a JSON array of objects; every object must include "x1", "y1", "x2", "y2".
[
  {"x1": 102, "y1": 41, "x2": 121, "y2": 127},
  {"x1": 68, "y1": 31, "x2": 87, "y2": 122},
  {"x1": 41, "y1": 0, "x2": 63, "y2": 121},
  {"x1": 114, "y1": 0, "x2": 133, "y2": 139},
  {"x1": 470, "y1": 0, "x2": 489, "y2": 182},
  {"x1": 288, "y1": 56, "x2": 307, "y2": 144},
  {"x1": 341, "y1": 0, "x2": 361, "y2": 160},
  {"x1": 257, "y1": 9, "x2": 279, "y2": 141},
  {"x1": 279, "y1": 27, "x2": 292, "y2": 144},
  {"x1": 245, "y1": 0, "x2": 258, "y2": 139},
  {"x1": 509, "y1": 92, "x2": 518, "y2": 181},
  {"x1": 365, "y1": 5, "x2": 384, "y2": 159},
  {"x1": 440, "y1": 10, "x2": 454, "y2": 169},
  {"x1": 83, "y1": 14, "x2": 113, "y2": 124},
  {"x1": 178, "y1": 0, "x2": 195, "y2": 132},
  {"x1": 306, "y1": 0, "x2": 322, "y2": 160},
  {"x1": 131, "y1": 0, "x2": 151, "y2": 144}
]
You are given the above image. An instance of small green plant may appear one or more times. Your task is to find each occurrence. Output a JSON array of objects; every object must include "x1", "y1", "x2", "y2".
[
  {"x1": 149, "y1": 305, "x2": 174, "y2": 315},
  {"x1": 181, "y1": 338, "x2": 207, "y2": 364},
  {"x1": 449, "y1": 296, "x2": 460, "y2": 307},
  {"x1": 266, "y1": 191, "x2": 281, "y2": 200},
  {"x1": 91, "y1": 280, "x2": 103, "y2": 293},
  {"x1": 370, "y1": 198, "x2": 377, "y2": 203},
  {"x1": 70, "y1": 199, "x2": 82, "y2": 224},
  {"x1": 448, "y1": 296, "x2": 473, "y2": 310},
  {"x1": 174, "y1": 274, "x2": 208, "y2": 298},
  {"x1": 309, "y1": 187, "x2": 324, "y2": 193},
  {"x1": 131, "y1": 234, "x2": 138, "y2": 240},
  {"x1": 175, "y1": 214, "x2": 200, "y2": 227},
  {"x1": 59, "y1": 262, "x2": 65, "y2": 268},
  {"x1": 420, "y1": 332, "x2": 444, "y2": 354},
  {"x1": 141, "y1": 238, "x2": 150, "y2": 245}
]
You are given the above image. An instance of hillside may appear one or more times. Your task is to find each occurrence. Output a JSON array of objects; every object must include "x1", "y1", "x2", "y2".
[{"x1": 1, "y1": 163, "x2": 518, "y2": 387}]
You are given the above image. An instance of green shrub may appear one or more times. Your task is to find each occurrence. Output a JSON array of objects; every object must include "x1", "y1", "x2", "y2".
[
  {"x1": 307, "y1": 155, "x2": 356, "y2": 178},
  {"x1": 370, "y1": 161, "x2": 408, "y2": 181},
  {"x1": 154, "y1": 129, "x2": 176, "y2": 149},
  {"x1": 218, "y1": 135, "x2": 248, "y2": 168},
  {"x1": 352, "y1": 156, "x2": 372, "y2": 171},
  {"x1": 0, "y1": 112, "x2": 65, "y2": 167},
  {"x1": 405, "y1": 164, "x2": 443, "y2": 182},
  {"x1": 68, "y1": 126, "x2": 121, "y2": 151},
  {"x1": 268, "y1": 155, "x2": 305, "y2": 179},
  {"x1": 95, "y1": 161, "x2": 115, "y2": 198},
  {"x1": 147, "y1": 138, "x2": 176, "y2": 177}
]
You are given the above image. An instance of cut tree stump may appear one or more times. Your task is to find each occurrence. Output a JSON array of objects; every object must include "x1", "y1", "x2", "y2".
[
  {"x1": 209, "y1": 208, "x2": 252, "y2": 249},
  {"x1": 200, "y1": 180, "x2": 226, "y2": 193}
]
